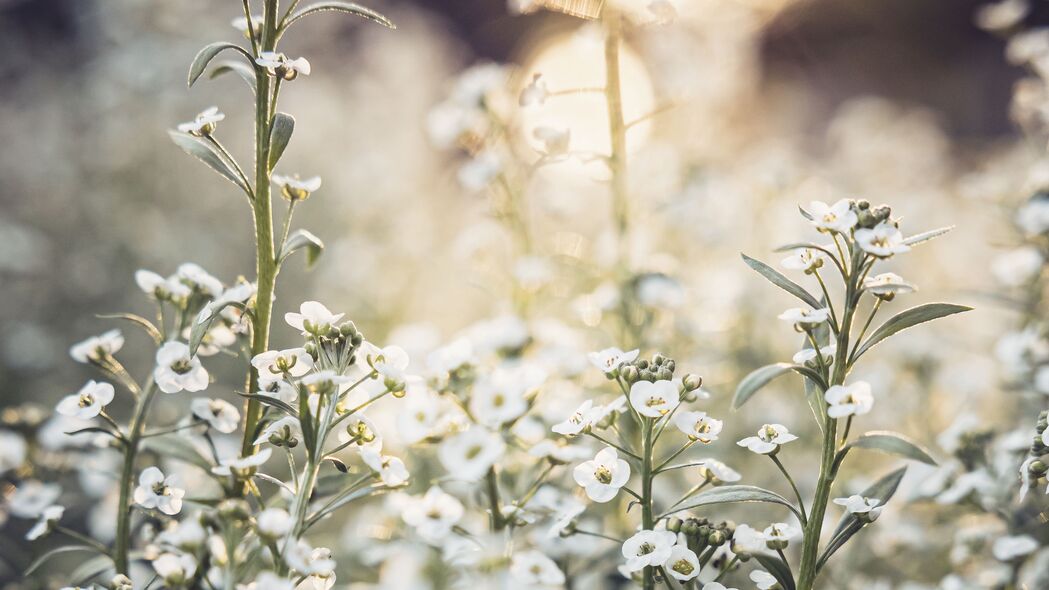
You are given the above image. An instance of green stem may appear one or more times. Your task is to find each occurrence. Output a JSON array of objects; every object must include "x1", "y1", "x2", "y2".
[
  {"x1": 641, "y1": 418, "x2": 655, "y2": 590},
  {"x1": 486, "y1": 466, "x2": 505, "y2": 531},
  {"x1": 113, "y1": 380, "x2": 157, "y2": 575},
  {"x1": 771, "y1": 454, "x2": 807, "y2": 525},
  {"x1": 603, "y1": 10, "x2": 630, "y2": 272}
]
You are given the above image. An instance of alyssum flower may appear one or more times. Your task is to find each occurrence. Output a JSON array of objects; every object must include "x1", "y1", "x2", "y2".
[
  {"x1": 573, "y1": 447, "x2": 631, "y2": 502},
  {"x1": 56, "y1": 380, "x2": 115, "y2": 420},
  {"x1": 824, "y1": 381, "x2": 874, "y2": 418},
  {"x1": 154, "y1": 341, "x2": 209, "y2": 393},
  {"x1": 177, "y1": 106, "x2": 225, "y2": 136},
  {"x1": 629, "y1": 379, "x2": 679, "y2": 417},
  {"x1": 69, "y1": 329, "x2": 124, "y2": 364},
  {"x1": 256, "y1": 51, "x2": 311, "y2": 80},
  {"x1": 737, "y1": 424, "x2": 799, "y2": 455},
  {"x1": 133, "y1": 467, "x2": 185, "y2": 516}
]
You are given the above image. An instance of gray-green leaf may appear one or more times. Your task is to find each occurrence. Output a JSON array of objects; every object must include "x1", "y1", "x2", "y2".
[
  {"x1": 142, "y1": 435, "x2": 212, "y2": 472},
  {"x1": 852, "y1": 303, "x2": 971, "y2": 360},
  {"x1": 189, "y1": 300, "x2": 248, "y2": 357},
  {"x1": 268, "y1": 113, "x2": 295, "y2": 171},
  {"x1": 734, "y1": 363, "x2": 823, "y2": 410},
  {"x1": 742, "y1": 253, "x2": 822, "y2": 309},
  {"x1": 903, "y1": 226, "x2": 953, "y2": 246},
  {"x1": 25, "y1": 545, "x2": 101, "y2": 576},
  {"x1": 188, "y1": 41, "x2": 253, "y2": 87},
  {"x1": 668, "y1": 484, "x2": 804, "y2": 521},
  {"x1": 845, "y1": 431, "x2": 936, "y2": 466},
  {"x1": 95, "y1": 313, "x2": 162, "y2": 344},
  {"x1": 754, "y1": 554, "x2": 796, "y2": 590},
  {"x1": 280, "y1": 229, "x2": 324, "y2": 269},
  {"x1": 817, "y1": 467, "x2": 907, "y2": 570},
  {"x1": 168, "y1": 130, "x2": 251, "y2": 195},
  {"x1": 209, "y1": 60, "x2": 258, "y2": 94},
  {"x1": 283, "y1": 1, "x2": 395, "y2": 30}
]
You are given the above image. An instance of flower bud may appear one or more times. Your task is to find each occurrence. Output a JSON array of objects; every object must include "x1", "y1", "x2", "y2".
[
  {"x1": 111, "y1": 574, "x2": 133, "y2": 590},
  {"x1": 682, "y1": 374, "x2": 703, "y2": 391},
  {"x1": 652, "y1": 353, "x2": 667, "y2": 366},
  {"x1": 708, "y1": 530, "x2": 726, "y2": 547},
  {"x1": 620, "y1": 365, "x2": 640, "y2": 384},
  {"x1": 218, "y1": 498, "x2": 252, "y2": 522},
  {"x1": 681, "y1": 518, "x2": 700, "y2": 536},
  {"x1": 1029, "y1": 459, "x2": 1048, "y2": 477},
  {"x1": 666, "y1": 517, "x2": 683, "y2": 533}
]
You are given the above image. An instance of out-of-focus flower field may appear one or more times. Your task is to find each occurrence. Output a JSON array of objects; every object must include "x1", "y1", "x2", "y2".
[{"x1": 2, "y1": 0, "x2": 1049, "y2": 589}]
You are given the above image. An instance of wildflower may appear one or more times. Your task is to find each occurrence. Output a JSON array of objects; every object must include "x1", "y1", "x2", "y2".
[
  {"x1": 809, "y1": 199, "x2": 857, "y2": 233},
  {"x1": 369, "y1": 344, "x2": 411, "y2": 392},
  {"x1": 778, "y1": 307, "x2": 830, "y2": 328},
  {"x1": 177, "y1": 107, "x2": 225, "y2": 137},
  {"x1": 256, "y1": 416, "x2": 302, "y2": 447},
  {"x1": 8, "y1": 481, "x2": 62, "y2": 518},
  {"x1": 697, "y1": 458, "x2": 741, "y2": 483},
  {"x1": 781, "y1": 248, "x2": 826, "y2": 273},
  {"x1": 285, "y1": 301, "x2": 344, "y2": 336},
  {"x1": 974, "y1": 0, "x2": 1029, "y2": 32},
  {"x1": 855, "y1": 222, "x2": 910, "y2": 258},
  {"x1": 157, "y1": 515, "x2": 207, "y2": 551},
  {"x1": 177, "y1": 263, "x2": 224, "y2": 297},
  {"x1": 154, "y1": 341, "x2": 209, "y2": 393},
  {"x1": 402, "y1": 486, "x2": 464, "y2": 541},
  {"x1": 469, "y1": 365, "x2": 543, "y2": 427},
  {"x1": 992, "y1": 535, "x2": 1038, "y2": 561},
  {"x1": 737, "y1": 424, "x2": 798, "y2": 455},
  {"x1": 673, "y1": 411, "x2": 723, "y2": 443},
  {"x1": 863, "y1": 272, "x2": 917, "y2": 300},
  {"x1": 833, "y1": 495, "x2": 883, "y2": 523},
  {"x1": 56, "y1": 380, "x2": 115, "y2": 420},
  {"x1": 438, "y1": 427, "x2": 506, "y2": 481},
  {"x1": 256, "y1": 52, "x2": 311, "y2": 80},
  {"x1": 342, "y1": 413, "x2": 381, "y2": 449},
  {"x1": 621, "y1": 530, "x2": 677, "y2": 572},
  {"x1": 190, "y1": 398, "x2": 240, "y2": 433},
  {"x1": 361, "y1": 448, "x2": 410, "y2": 486},
  {"x1": 992, "y1": 246, "x2": 1043, "y2": 286},
  {"x1": 824, "y1": 381, "x2": 874, "y2": 418},
  {"x1": 135, "y1": 270, "x2": 191, "y2": 302},
  {"x1": 587, "y1": 347, "x2": 640, "y2": 376},
  {"x1": 533, "y1": 126, "x2": 571, "y2": 156},
  {"x1": 69, "y1": 329, "x2": 124, "y2": 363},
  {"x1": 272, "y1": 174, "x2": 322, "y2": 202},
  {"x1": 552, "y1": 399, "x2": 602, "y2": 435},
  {"x1": 212, "y1": 448, "x2": 272, "y2": 478},
  {"x1": 510, "y1": 550, "x2": 565, "y2": 586},
  {"x1": 252, "y1": 348, "x2": 314, "y2": 378},
  {"x1": 519, "y1": 73, "x2": 548, "y2": 106},
  {"x1": 237, "y1": 573, "x2": 294, "y2": 590},
  {"x1": 763, "y1": 523, "x2": 800, "y2": 550},
  {"x1": 231, "y1": 14, "x2": 263, "y2": 37},
  {"x1": 629, "y1": 380, "x2": 679, "y2": 417},
  {"x1": 25, "y1": 505, "x2": 63, "y2": 541},
  {"x1": 573, "y1": 447, "x2": 631, "y2": 503},
  {"x1": 792, "y1": 342, "x2": 836, "y2": 365},
  {"x1": 458, "y1": 150, "x2": 502, "y2": 190},
  {"x1": 664, "y1": 544, "x2": 700, "y2": 581},
  {"x1": 0, "y1": 430, "x2": 26, "y2": 475},
  {"x1": 750, "y1": 570, "x2": 779, "y2": 590},
  {"x1": 153, "y1": 553, "x2": 197, "y2": 586},
  {"x1": 731, "y1": 524, "x2": 766, "y2": 554},
  {"x1": 133, "y1": 467, "x2": 185, "y2": 515}
]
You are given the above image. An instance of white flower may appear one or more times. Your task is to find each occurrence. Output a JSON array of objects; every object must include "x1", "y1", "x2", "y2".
[
  {"x1": 252, "y1": 348, "x2": 314, "y2": 378},
  {"x1": 763, "y1": 522, "x2": 800, "y2": 546},
  {"x1": 458, "y1": 150, "x2": 502, "y2": 190},
  {"x1": 133, "y1": 467, "x2": 185, "y2": 515},
  {"x1": 778, "y1": 307, "x2": 830, "y2": 327},
  {"x1": 1018, "y1": 195, "x2": 1049, "y2": 235},
  {"x1": 255, "y1": 507, "x2": 293, "y2": 539},
  {"x1": 587, "y1": 347, "x2": 639, "y2": 375},
  {"x1": 702, "y1": 584, "x2": 738, "y2": 590},
  {"x1": 469, "y1": 364, "x2": 544, "y2": 427},
  {"x1": 992, "y1": 246, "x2": 1043, "y2": 286},
  {"x1": 792, "y1": 342, "x2": 836, "y2": 365},
  {"x1": 438, "y1": 427, "x2": 506, "y2": 481},
  {"x1": 190, "y1": 398, "x2": 240, "y2": 433},
  {"x1": 285, "y1": 301, "x2": 344, "y2": 335},
  {"x1": 855, "y1": 222, "x2": 910, "y2": 258},
  {"x1": 341, "y1": 413, "x2": 382, "y2": 450},
  {"x1": 272, "y1": 174, "x2": 322, "y2": 201},
  {"x1": 737, "y1": 424, "x2": 798, "y2": 455},
  {"x1": 285, "y1": 540, "x2": 335, "y2": 576},
  {"x1": 519, "y1": 73, "x2": 548, "y2": 106},
  {"x1": 361, "y1": 447, "x2": 410, "y2": 486},
  {"x1": 177, "y1": 106, "x2": 225, "y2": 136},
  {"x1": 731, "y1": 524, "x2": 766, "y2": 554},
  {"x1": 673, "y1": 411, "x2": 723, "y2": 443},
  {"x1": 552, "y1": 399, "x2": 602, "y2": 436},
  {"x1": 8, "y1": 481, "x2": 61, "y2": 518},
  {"x1": 56, "y1": 380, "x2": 115, "y2": 420},
  {"x1": 621, "y1": 530, "x2": 677, "y2": 572},
  {"x1": 212, "y1": 448, "x2": 272, "y2": 477},
  {"x1": 510, "y1": 550, "x2": 565, "y2": 586},
  {"x1": 863, "y1": 272, "x2": 917, "y2": 298},
  {"x1": 402, "y1": 486, "x2": 464, "y2": 542},
  {"x1": 629, "y1": 380, "x2": 679, "y2": 417},
  {"x1": 256, "y1": 416, "x2": 303, "y2": 446},
  {"x1": 975, "y1": 0, "x2": 1029, "y2": 31},
  {"x1": 573, "y1": 447, "x2": 631, "y2": 503},
  {"x1": 154, "y1": 341, "x2": 209, "y2": 393},
  {"x1": 231, "y1": 14, "x2": 263, "y2": 35},
  {"x1": 238, "y1": 572, "x2": 294, "y2": 590},
  {"x1": 993, "y1": 534, "x2": 1039, "y2": 561},
  {"x1": 781, "y1": 248, "x2": 827, "y2": 273},
  {"x1": 135, "y1": 269, "x2": 191, "y2": 301},
  {"x1": 0, "y1": 430, "x2": 26, "y2": 475},
  {"x1": 300, "y1": 370, "x2": 352, "y2": 393},
  {"x1": 697, "y1": 458, "x2": 741, "y2": 483},
  {"x1": 809, "y1": 199, "x2": 857, "y2": 233},
  {"x1": 153, "y1": 553, "x2": 197, "y2": 585},
  {"x1": 25, "y1": 505, "x2": 63, "y2": 541},
  {"x1": 833, "y1": 495, "x2": 883, "y2": 522},
  {"x1": 533, "y1": 126, "x2": 570, "y2": 156},
  {"x1": 177, "y1": 263, "x2": 224, "y2": 297},
  {"x1": 824, "y1": 381, "x2": 874, "y2": 418},
  {"x1": 70, "y1": 329, "x2": 124, "y2": 363},
  {"x1": 750, "y1": 570, "x2": 779, "y2": 590},
  {"x1": 368, "y1": 344, "x2": 410, "y2": 386},
  {"x1": 256, "y1": 52, "x2": 311, "y2": 79},
  {"x1": 664, "y1": 544, "x2": 700, "y2": 581}
]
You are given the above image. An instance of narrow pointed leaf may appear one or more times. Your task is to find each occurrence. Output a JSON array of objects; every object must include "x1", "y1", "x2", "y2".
[
  {"x1": 237, "y1": 392, "x2": 298, "y2": 418},
  {"x1": 70, "y1": 554, "x2": 115, "y2": 585},
  {"x1": 25, "y1": 545, "x2": 101, "y2": 576},
  {"x1": 279, "y1": 229, "x2": 324, "y2": 269},
  {"x1": 142, "y1": 435, "x2": 212, "y2": 471},
  {"x1": 845, "y1": 431, "x2": 936, "y2": 466},
  {"x1": 268, "y1": 113, "x2": 295, "y2": 170},
  {"x1": 209, "y1": 60, "x2": 258, "y2": 94},
  {"x1": 852, "y1": 303, "x2": 972, "y2": 360},
  {"x1": 188, "y1": 41, "x2": 253, "y2": 87},
  {"x1": 741, "y1": 253, "x2": 822, "y2": 309},
  {"x1": 734, "y1": 363, "x2": 823, "y2": 409},
  {"x1": 96, "y1": 313, "x2": 162, "y2": 344},
  {"x1": 669, "y1": 485, "x2": 803, "y2": 521},
  {"x1": 189, "y1": 300, "x2": 249, "y2": 357},
  {"x1": 817, "y1": 467, "x2": 907, "y2": 570},
  {"x1": 168, "y1": 131, "x2": 251, "y2": 195},
  {"x1": 754, "y1": 554, "x2": 796, "y2": 590},
  {"x1": 903, "y1": 226, "x2": 953, "y2": 246},
  {"x1": 283, "y1": 1, "x2": 395, "y2": 30}
]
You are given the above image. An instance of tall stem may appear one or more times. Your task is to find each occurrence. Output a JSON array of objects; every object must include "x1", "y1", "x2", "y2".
[
  {"x1": 604, "y1": 12, "x2": 628, "y2": 267},
  {"x1": 114, "y1": 381, "x2": 157, "y2": 575},
  {"x1": 640, "y1": 419, "x2": 655, "y2": 590},
  {"x1": 242, "y1": 0, "x2": 280, "y2": 455}
]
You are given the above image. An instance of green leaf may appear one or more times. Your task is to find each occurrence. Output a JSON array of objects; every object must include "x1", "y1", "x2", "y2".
[
  {"x1": 189, "y1": 300, "x2": 248, "y2": 357},
  {"x1": 279, "y1": 229, "x2": 324, "y2": 269},
  {"x1": 817, "y1": 467, "x2": 907, "y2": 571},
  {"x1": 305, "y1": 483, "x2": 385, "y2": 529},
  {"x1": 209, "y1": 60, "x2": 258, "y2": 94},
  {"x1": 903, "y1": 225, "x2": 953, "y2": 246},
  {"x1": 96, "y1": 312, "x2": 162, "y2": 344},
  {"x1": 754, "y1": 554, "x2": 796, "y2": 590},
  {"x1": 25, "y1": 545, "x2": 101, "y2": 576},
  {"x1": 69, "y1": 553, "x2": 115, "y2": 585},
  {"x1": 668, "y1": 485, "x2": 804, "y2": 521},
  {"x1": 237, "y1": 392, "x2": 298, "y2": 418},
  {"x1": 168, "y1": 130, "x2": 251, "y2": 195},
  {"x1": 188, "y1": 41, "x2": 253, "y2": 87},
  {"x1": 741, "y1": 253, "x2": 822, "y2": 309},
  {"x1": 142, "y1": 435, "x2": 212, "y2": 471},
  {"x1": 268, "y1": 113, "x2": 296, "y2": 171},
  {"x1": 852, "y1": 303, "x2": 972, "y2": 360},
  {"x1": 733, "y1": 363, "x2": 823, "y2": 410},
  {"x1": 845, "y1": 431, "x2": 936, "y2": 466},
  {"x1": 283, "y1": 1, "x2": 396, "y2": 30}
]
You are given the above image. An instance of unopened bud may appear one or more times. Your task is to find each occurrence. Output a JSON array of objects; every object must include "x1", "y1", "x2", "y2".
[
  {"x1": 666, "y1": 517, "x2": 683, "y2": 533},
  {"x1": 708, "y1": 530, "x2": 726, "y2": 547},
  {"x1": 218, "y1": 498, "x2": 251, "y2": 521},
  {"x1": 682, "y1": 374, "x2": 703, "y2": 391},
  {"x1": 111, "y1": 574, "x2": 133, "y2": 590}
]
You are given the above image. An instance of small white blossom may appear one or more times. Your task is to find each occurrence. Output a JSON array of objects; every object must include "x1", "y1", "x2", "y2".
[
  {"x1": 469, "y1": 364, "x2": 544, "y2": 427},
  {"x1": 8, "y1": 481, "x2": 61, "y2": 518},
  {"x1": 862, "y1": 272, "x2": 916, "y2": 297},
  {"x1": 992, "y1": 534, "x2": 1038, "y2": 561},
  {"x1": 154, "y1": 341, "x2": 209, "y2": 394},
  {"x1": 153, "y1": 553, "x2": 197, "y2": 585},
  {"x1": 587, "y1": 347, "x2": 640, "y2": 375},
  {"x1": 629, "y1": 380, "x2": 679, "y2": 417},
  {"x1": 255, "y1": 507, "x2": 293, "y2": 539},
  {"x1": 70, "y1": 329, "x2": 124, "y2": 363},
  {"x1": 792, "y1": 342, "x2": 836, "y2": 365},
  {"x1": 778, "y1": 307, "x2": 830, "y2": 327},
  {"x1": 533, "y1": 126, "x2": 571, "y2": 156},
  {"x1": 529, "y1": 440, "x2": 591, "y2": 463},
  {"x1": 285, "y1": 540, "x2": 334, "y2": 577},
  {"x1": 750, "y1": 570, "x2": 779, "y2": 590},
  {"x1": 621, "y1": 530, "x2": 677, "y2": 572},
  {"x1": 212, "y1": 448, "x2": 272, "y2": 477},
  {"x1": 573, "y1": 447, "x2": 631, "y2": 503},
  {"x1": 56, "y1": 380, "x2": 115, "y2": 420},
  {"x1": 190, "y1": 398, "x2": 240, "y2": 433},
  {"x1": 975, "y1": 0, "x2": 1029, "y2": 31},
  {"x1": 855, "y1": 222, "x2": 910, "y2": 258},
  {"x1": 737, "y1": 424, "x2": 798, "y2": 455},
  {"x1": 256, "y1": 52, "x2": 311, "y2": 79},
  {"x1": 438, "y1": 427, "x2": 506, "y2": 481},
  {"x1": 402, "y1": 486, "x2": 464, "y2": 542},
  {"x1": 177, "y1": 263, "x2": 223, "y2": 297},
  {"x1": 731, "y1": 524, "x2": 766, "y2": 554},
  {"x1": 833, "y1": 495, "x2": 883, "y2": 522},
  {"x1": 809, "y1": 199, "x2": 857, "y2": 233},
  {"x1": 361, "y1": 447, "x2": 410, "y2": 486},
  {"x1": 255, "y1": 416, "x2": 302, "y2": 446},
  {"x1": 252, "y1": 348, "x2": 314, "y2": 378},
  {"x1": 135, "y1": 270, "x2": 191, "y2": 301},
  {"x1": 673, "y1": 411, "x2": 723, "y2": 443},
  {"x1": 519, "y1": 73, "x2": 548, "y2": 106},
  {"x1": 824, "y1": 381, "x2": 874, "y2": 418},
  {"x1": 510, "y1": 550, "x2": 565, "y2": 586},
  {"x1": 552, "y1": 399, "x2": 602, "y2": 436},
  {"x1": 763, "y1": 522, "x2": 800, "y2": 546},
  {"x1": 26, "y1": 505, "x2": 63, "y2": 541},
  {"x1": 664, "y1": 544, "x2": 700, "y2": 581},
  {"x1": 133, "y1": 467, "x2": 185, "y2": 515},
  {"x1": 272, "y1": 174, "x2": 322, "y2": 201},
  {"x1": 697, "y1": 458, "x2": 741, "y2": 483},
  {"x1": 781, "y1": 248, "x2": 827, "y2": 273},
  {"x1": 177, "y1": 106, "x2": 225, "y2": 136},
  {"x1": 285, "y1": 301, "x2": 344, "y2": 335}
]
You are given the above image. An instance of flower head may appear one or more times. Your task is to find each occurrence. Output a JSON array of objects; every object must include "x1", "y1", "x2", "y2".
[
  {"x1": 629, "y1": 380, "x2": 679, "y2": 417},
  {"x1": 833, "y1": 494, "x2": 883, "y2": 522},
  {"x1": 781, "y1": 248, "x2": 827, "y2": 273},
  {"x1": 673, "y1": 411, "x2": 723, "y2": 443},
  {"x1": 70, "y1": 329, "x2": 124, "y2": 364},
  {"x1": 177, "y1": 106, "x2": 225, "y2": 136},
  {"x1": 255, "y1": 507, "x2": 293, "y2": 539},
  {"x1": 135, "y1": 269, "x2": 191, "y2": 302},
  {"x1": 824, "y1": 381, "x2": 874, "y2": 418},
  {"x1": 792, "y1": 342, "x2": 836, "y2": 365},
  {"x1": 256, "y1": 52, "x2": 311, "y2": 80},
  {"x1": 133, "y1": 467, "x2": 185, "y2": 515},
  {"x1": 587, "y1": 347, "x2": 640, "y2": 375},
  {"x1": 153, "y1": 553, "x2": 197, "y2": 586},
  {"x1": 573, "y1": 447, "x2": 631, "y2": 503},
  {"x1": 855, "y1": 222, "x2": 910, "y2": 258},
  {"x1": 402, "y1": 486, "x2": 464, "y2": 542},
  {"x1": 510, "y1": 550, "x2": 565, "y2": 586},
  {"x1": 361, "y1": 447, "x2": 409, "y2": 486},
  {"x1": 750, "y1": 570, "x2": 779, "y2": 590},
  {"x1": 190, "y1": 398, "x2": 240, "y2": 433},
  {"x1": 438, "y1": 427, "x2": 506, "y2": 481},
  {"x1": 862, "y1": 272, "x2": 916, "y2": 300},
  {"x1": 285, "y1": 301, "x2": 344, "y2": 336},
  {"x1": 154, "y1": 341, "x2": 209, "y2": 393},
  {"x1": 56, "y1": 380, "x2": 115, "y2": 420},
  {"x1": 25, "y1": 505, "x2": 63, "y2": 541},
  {"x1": 778, "y1": 307, "x2": 830, "y2": 328},
  {"x1": 252, "y1": 348, "x2": 314, "y2": 378},
  {"x1": 272, "y1": 174, "x2": 322, "y2": 202},
  {"x1": 737, "y1": 424, "x2": 798, "y2": 455},
  {"x1": 809, "y1": 199, "x2": 857, "y2": 233},
  {"x1": 664, "y1": 545, "x2": 700, "y2": 581},
  {"x1": 621, "y1": 530, "x2": 677, "y2": 572}
]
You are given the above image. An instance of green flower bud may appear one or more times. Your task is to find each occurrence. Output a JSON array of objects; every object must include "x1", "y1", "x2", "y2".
[
  {"x1": 667, "y1": 517, "x2": 683, "y2": 533},
  {"x1": 682, "y1": 374, "x2": 703, "y2": 391},
  {"x1": 111, "y1": 574, "x2": 133, "y2": 590}
]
